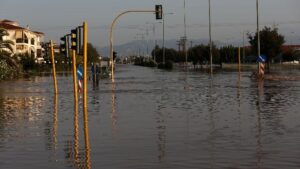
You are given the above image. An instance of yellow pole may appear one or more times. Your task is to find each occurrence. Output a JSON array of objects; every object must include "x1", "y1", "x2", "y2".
[
  {"x1": 50, "y1": 40, "x2": 58, "y2": 94},
  {"x1": 83, "y1": 21, "x2": 88, "y2": 111},
  {"x1": 72, "y1": 49, "x2": 78, "y2": 115},
  {"x1": 82, "y1": 22, "x2": 90, "y2": 168},
  {"x1": 238, "y1": 47, "x2": 241, "y2": 73}
]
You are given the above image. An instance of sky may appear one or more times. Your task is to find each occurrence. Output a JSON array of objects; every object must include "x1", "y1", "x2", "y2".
[{"x1": 1, "y1": 0, "x2": 300, "y2": 48}]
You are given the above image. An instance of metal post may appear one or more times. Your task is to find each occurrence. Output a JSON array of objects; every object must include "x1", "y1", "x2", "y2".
[
  {"x1": 243, "y1": 31, "x2": 245, "y2": 63},
  {"x1": 238, "y1": 47, "x2": 241, "y2": 72},
  {"x1": 162, "y1": 12, "x2": 165, "y2": 65},
  {"x1": 209, "y1": 0, "x2": 213, "y2": 74},
  {"x1": 83, "y1": 21, "x2": 88, "y2": 112},
  {"x1": 184, "y1": 0, "x2": 188, "y2": 66},
  {"x1": 256, "y1": 0, "x2": 261, "y2": 74},
  {"x1": 72, "y1": 49, "x2": 78, "y2": 111},
  {"x1": 50, "y1": 40, "x2": 58, "y2": 94},
  {"x1": 82, "y1": 21, "x2": 91, "y2": 169}
]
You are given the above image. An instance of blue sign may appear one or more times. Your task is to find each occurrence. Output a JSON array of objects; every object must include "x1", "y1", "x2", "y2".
[
  {"x1": 257, "y1": 55, "x2": 267, "y2": 63},
  {"x1": 77, "y1": 65, "x2": 83, "y2": 80}
]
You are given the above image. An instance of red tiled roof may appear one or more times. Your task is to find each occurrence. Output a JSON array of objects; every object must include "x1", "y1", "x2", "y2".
[
  {"x1": 0, "y1": 23, "x2": 44, "y2": 35},
  {"x1": 0, "y1": 22, "x2": 25, "y2": 30},
  {"x1": 34, "y1": 31, "x2": 44, "y2": 35},
  {"x1": 1, "y1": 19, "x2": 15, "y2": 22}
]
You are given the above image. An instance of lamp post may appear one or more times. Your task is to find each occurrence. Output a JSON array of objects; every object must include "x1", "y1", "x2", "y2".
[
  {"x1": 184, "y1": 0, "x2": 188, "y2": 66},
  {"x1": 209, "y1": 0, "x2": 213, "y2": 74},
  {"x1": 162, "y1": 12, "x2": 174, "y2": 65},
  {"x1": 256, "y1": 0, "x2": 261, "y2": 67},
  {"x1": 243, "y1": 30, "x2": 246, "y2": 63}
]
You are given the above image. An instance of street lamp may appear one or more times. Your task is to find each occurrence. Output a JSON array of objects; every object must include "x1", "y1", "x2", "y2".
[
  {"x1": 256, "y1": 0, "x2": 261, "y2": 62},
  {"x1": 184, "y1": 0, "x2": 188, "y2": 66},
  {"x1": 162, "y1": 12, "x2": 174, "y2": 65},
  {"x1": 208, "y1": 0, "x2": 213, "y2": 74}
]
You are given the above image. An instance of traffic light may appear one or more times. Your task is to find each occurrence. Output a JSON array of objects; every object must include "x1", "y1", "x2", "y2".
[
  {"x1": 70, "y1": 27, "x2": 82, "y2": 55},
  {"x1": 113, "y1": 51, "x2": 117, "y2": 61},
  {"x1": 60, "y1": 36, "x2": 67, "y2": 56},
  {"x1": 155, "y1": 5, "x2": 163, "y2": 20},
  {"x1": 71, "y1": 29, "x2": 77, "y2": 50}
]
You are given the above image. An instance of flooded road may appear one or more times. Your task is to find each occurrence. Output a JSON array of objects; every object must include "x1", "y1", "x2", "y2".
[{"x1": 0, "y1": 65, "x2": 300, "y2": 169}]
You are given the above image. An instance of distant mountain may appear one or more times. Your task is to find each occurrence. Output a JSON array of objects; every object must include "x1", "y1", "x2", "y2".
[{"x1": 97, "y1": 39, "x2": 228, "y2": 57}]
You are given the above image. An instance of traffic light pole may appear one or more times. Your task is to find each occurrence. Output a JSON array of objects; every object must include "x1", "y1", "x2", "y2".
[
  {"x1": 72, "y1": 49, "x2": 78, "y2": 110},
  {"x1": 109, "y1": 10, "x2": 156, "y2": 81},
  {"x1": 82, "y1": 21, "x2": 91, "y2": 169}
]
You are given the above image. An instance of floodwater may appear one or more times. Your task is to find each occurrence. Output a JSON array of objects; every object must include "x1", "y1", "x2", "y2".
[{"x1": 0, "y1": 65, "x2": 300, "y2": 169}]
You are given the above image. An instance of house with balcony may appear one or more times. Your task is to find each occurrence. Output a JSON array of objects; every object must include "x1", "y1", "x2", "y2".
[{"x1": 0, "y1": 19, "x2": 45, "y2": 60}]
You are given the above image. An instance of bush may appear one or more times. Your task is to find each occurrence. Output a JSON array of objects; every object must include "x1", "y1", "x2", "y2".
[
  {"x1": 157, "y1": 60, "x2": 173, "y2": 70},
  {"x1": 0, "y1": 54, "x2": 22, "y2": 80},
  {"x1": 18, "y1": 53, "x2": 38, "y2": 71}
]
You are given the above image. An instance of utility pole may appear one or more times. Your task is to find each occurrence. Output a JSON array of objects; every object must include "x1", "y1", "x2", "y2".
[
  {"x1": 209, "y1": 0, "x2": 213, "y2": 74},
  {"x1": 163, "y1": 12, "x2": 165, "y2": 64},
  {"x1": 243, "y1": 31, "x2": 245, "y2": 63},
  {"x1": 256, "y1": 0, "x2": 261, "y2": 66},
  {"x1": 184, "y1": 0, "x2": 188, "y2": 66},
  {"x1": 177, "y1": 40, "x2": 181, "y2": 52}
]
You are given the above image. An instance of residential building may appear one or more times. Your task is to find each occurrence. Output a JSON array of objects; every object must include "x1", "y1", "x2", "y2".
[{"x1": 0, "y1": 19, "x2": 45, "y2": 60}]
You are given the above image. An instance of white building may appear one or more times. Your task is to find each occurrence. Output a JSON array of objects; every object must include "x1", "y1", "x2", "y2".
[{"x1": 0, "y1": 19, "x2": 44, "y2": 59}]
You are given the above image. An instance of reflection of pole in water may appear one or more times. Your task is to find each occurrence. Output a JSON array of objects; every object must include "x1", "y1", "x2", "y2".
[
  {"x1": 208, "y1": 79, "x2": 216, "y2": 168},
  {"x1": 156, "y1": 93, "x2": 167, "y2": 162},
  {"x1": 157, "y1": 111, "x2": 166, "y2": 162},
  {"x1": 111, "y1": 82, "x2": 118, "y2": 135},
  {"x1": 83, "y1": 109, "x2": 91, "y2": 169},
  {"x1": 73, "y1": 98, "x2": 79, "y2": 166},
  {"x1": 52, "y1": 95, "x2": 58, "y2": 150},
  {"x1": 255, "y1": 79, "x2": 264, "y2": 169},
  {"x1": 237, "y1": 72, "x2": 243, "y2": 152}
]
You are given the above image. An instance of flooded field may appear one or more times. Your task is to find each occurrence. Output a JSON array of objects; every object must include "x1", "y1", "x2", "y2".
[{"x1": 0, "y1": 64, "x2": 300, "y2": 169}]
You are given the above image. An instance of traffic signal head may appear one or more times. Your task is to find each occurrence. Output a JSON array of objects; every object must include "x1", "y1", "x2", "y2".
[
  {"x1": 113, "y1": 51, "x2": 117, "y2": 60},
  {"x1": 60, "y1": 36, "x2": 67, "y2": 56},
  {"x1": 155, "y1": 5, "x2": 163, "y2": 20},
  {"x1": 71, "y1": 29, "x2": 77, "y2": 50},
  {"x1": 60, "y1": 43, "x2": 66, "y2": 52}
]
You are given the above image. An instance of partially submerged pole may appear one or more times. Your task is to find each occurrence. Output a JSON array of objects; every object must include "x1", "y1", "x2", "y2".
[{"x1": 50, "y1": 40, "x2": 58, "y2": 94}]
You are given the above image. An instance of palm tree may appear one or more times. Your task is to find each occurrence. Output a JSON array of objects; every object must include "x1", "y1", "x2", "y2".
[{"x1": 0, "y1": 27, "x2": 14, "y2": 54}]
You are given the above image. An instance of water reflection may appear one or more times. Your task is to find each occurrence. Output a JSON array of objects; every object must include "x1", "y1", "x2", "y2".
[
  {"x1": 83, "y1": 106, "x2": 91, "y2": 169},
  {"x1": 73, "y1": 96, "x2": 80, "y2": 167},
  {"x1": 208, "y1": 78, "x2": 216, "y2": 169},
  {"x1": 256, "y1": 79, "x2": 264, "y2": 169},
  {"x1": 52, "y1": 95, "x2": 58, "y2": 150},
  {"x1": 63, "y1": 95, "x2": 91, "y2": 169},
  {"x1": 156, "y1": 98, "x2": 167, "y2": 162},
  {"x1": 1, "y1": 65, "x2": 300, "y2": 169},
  {"x1": 111, "y1": 82, "x2": 118, "y2": 135}
]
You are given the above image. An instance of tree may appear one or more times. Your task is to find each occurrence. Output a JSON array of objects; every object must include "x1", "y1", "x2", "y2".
[
  {"x1": 0, "y1": 28, "x2": 14, "y2": 54},
  {"x1": 248, "y1": 26, "x2": 285, "y2": 71},
  {"x1": 219, "y1": 45, "x2": 237, "y2": 63},
  {"x1": 87, "y1": 43, "x2": 100, "y2": 63},
  {"x1": 188, "y1": 43, "x2": 220, "y2": 68}
]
